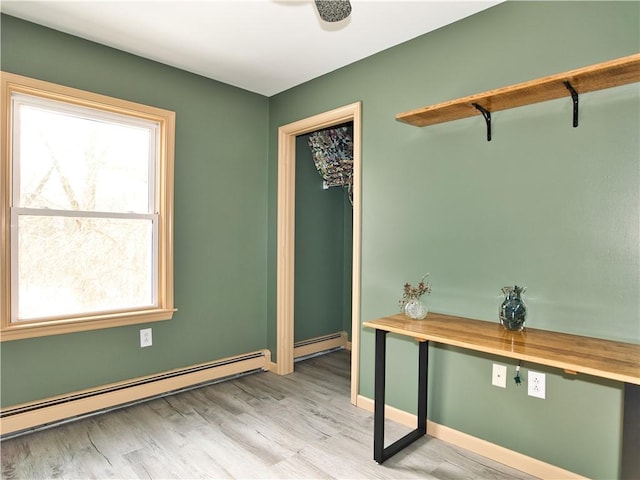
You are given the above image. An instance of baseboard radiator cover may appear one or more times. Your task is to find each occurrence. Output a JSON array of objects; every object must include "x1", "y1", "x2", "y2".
[
  {"x1": 356, "y1": 395, "x2": 588, "y2": 480},
  {"x1": 293, "y1": 331, "x2": 348, "y2": 361},
  {"x1": 1, "y1": 349, "x2": 270, "y2": 438}
]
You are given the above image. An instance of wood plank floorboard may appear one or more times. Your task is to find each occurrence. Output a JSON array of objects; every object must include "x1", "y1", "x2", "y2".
[{"x1": 1, "y1": 350, "x2": 537, "y2": 479}]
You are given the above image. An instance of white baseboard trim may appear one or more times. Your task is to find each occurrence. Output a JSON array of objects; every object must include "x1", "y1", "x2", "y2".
[
  {"x1": 356, "y1": 395, "x2": 587, "y2": 480},
  {"x1": 1, "y1": 349, "x2": 271, "y2": 437}
]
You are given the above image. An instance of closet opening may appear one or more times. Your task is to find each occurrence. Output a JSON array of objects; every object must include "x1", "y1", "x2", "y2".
[
  {"x1": 293, "y1": 122, "x2": 353, "y2": 361},
  {"x1": 276, "y1": 102, "x2": 361, "y2": 405}
]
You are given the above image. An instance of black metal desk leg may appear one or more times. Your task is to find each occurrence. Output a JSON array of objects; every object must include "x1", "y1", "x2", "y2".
[
  {"x1": 373, "y1": 329, "x2": 430, "y2": 464},
  {"x1": 417, "y1": 340, "x2": 428, "y2": 433},
  {"x1": 621, "y1": 383, "x2": 640, "y2": 479},
  {"x1": 373, "y1": 329, "x2": 387, "y2": 463}
]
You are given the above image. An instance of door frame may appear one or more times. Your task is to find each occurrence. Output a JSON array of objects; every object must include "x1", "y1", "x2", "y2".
[{"x1": 276, "y1": 102, "x2": 361, "y2": 404}]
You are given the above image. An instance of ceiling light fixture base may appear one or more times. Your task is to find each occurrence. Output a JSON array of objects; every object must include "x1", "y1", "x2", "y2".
[{"x1": 314, "y1": 1, "x2": 352, "y2": 23}]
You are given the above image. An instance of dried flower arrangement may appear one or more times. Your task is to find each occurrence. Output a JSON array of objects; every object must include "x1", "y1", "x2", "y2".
[{"x1": 399, "y1": 273, "x2": 431, "y2": 312}]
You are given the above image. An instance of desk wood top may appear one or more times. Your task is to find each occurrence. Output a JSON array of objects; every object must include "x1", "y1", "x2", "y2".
[{"x1": 363, "y1": 312, "x2": 640, "y2": 385}]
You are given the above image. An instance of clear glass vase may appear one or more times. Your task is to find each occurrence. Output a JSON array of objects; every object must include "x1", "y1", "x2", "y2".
[
  {"x1": 499, "y1": 286, "x2": 527, "y2": 331},
  {"x1": 404, "y1": 297, "x2": 428, "y2": 320}
]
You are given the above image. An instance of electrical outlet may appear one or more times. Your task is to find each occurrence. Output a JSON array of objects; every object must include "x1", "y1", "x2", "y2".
[
  {"x1": 528, "y1": 371, "x2": 546, "y2": 399},
  {"x1": 140, "y1": 328, "x2": 152, "y2": 348},
  {"x1": 492, "y1": 363, "x2": 507, "y2": 388}
]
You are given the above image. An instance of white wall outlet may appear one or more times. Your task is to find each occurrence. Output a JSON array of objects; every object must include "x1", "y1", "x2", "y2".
[
  {"x1": 528, "y1": 371, "x2": 546, "y2": 399},
  {"x1": 140, "y1": 328, "x2": 152, "y2": 348},
  {"x1": 492, "y1": 363, "x2": 507, "y2": 388}
]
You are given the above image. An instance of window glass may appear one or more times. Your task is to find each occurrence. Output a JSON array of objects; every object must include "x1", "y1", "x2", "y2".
[
  {"x1": 16, "y1": 215, "x2": 154, "y2": 320},
  {"x1": 16, "y1": 100, "x2": 153, "y2": 213}
]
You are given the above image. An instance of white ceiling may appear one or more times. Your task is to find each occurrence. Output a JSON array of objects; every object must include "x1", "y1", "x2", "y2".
[{"x1": 1, "y1": 0, "x2": 502, "y2": 96}]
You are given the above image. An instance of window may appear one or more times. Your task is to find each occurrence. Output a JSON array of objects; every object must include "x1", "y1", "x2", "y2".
[{"x1": 1, "y1": 72, "x2": 176, "y2": 340}]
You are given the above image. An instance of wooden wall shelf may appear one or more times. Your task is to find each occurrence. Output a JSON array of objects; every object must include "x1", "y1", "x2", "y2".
[{"x1": 396, "y1": 53, "x2": 640, "y2": 135}]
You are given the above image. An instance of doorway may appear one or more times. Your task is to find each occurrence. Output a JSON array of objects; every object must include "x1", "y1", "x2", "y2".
[{"x1": 276, "y1": 102, "x2": 361, "y2": 404}]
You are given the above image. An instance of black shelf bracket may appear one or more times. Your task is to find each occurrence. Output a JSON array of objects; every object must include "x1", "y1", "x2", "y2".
[
  {"x1": 564, "y1": 81, "x2": 579, "y2": 127},
  {"x1": 472, "y1": 103, "x2": 492, "y2": 141}
]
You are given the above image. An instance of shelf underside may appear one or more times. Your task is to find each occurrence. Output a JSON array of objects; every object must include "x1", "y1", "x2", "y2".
[{"x1": 396, "y1": 53, "x2": 640, "y2": 127}]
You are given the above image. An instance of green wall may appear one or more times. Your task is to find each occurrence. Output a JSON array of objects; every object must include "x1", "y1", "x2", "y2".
[
  {"x1": 268, "y1": 2, "x2": 639, "y2": 478},
  {"x1": 294, "y1": 133, "x2": 352, "y2": 342},
  {"x1": 2, "y1": 2, "x2": 639, "y2": 478},
  {"x1": 1, "y1": 15, "x2": 269, "y2": 405}
]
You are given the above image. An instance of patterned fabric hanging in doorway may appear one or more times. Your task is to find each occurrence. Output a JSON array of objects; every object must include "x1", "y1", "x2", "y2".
[{"x1": 307, "y1": 125, "x2": 353, "y2": 205}]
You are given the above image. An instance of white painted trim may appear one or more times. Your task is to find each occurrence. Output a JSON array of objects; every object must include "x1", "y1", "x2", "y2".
[
  {"x1": 1, "y1": 350, "x2": 270, "y2": 436},
  {"x1": 276, "y1": 102, "x2": 362, "y2": 408},
  {"x1": 356, "y1": 395, "x2": 587, "y2": 480}
]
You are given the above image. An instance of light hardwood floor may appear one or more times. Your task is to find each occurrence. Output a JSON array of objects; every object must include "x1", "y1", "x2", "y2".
[{"x1": 1, "y1": 350, "x2": 537, "y2": 479}]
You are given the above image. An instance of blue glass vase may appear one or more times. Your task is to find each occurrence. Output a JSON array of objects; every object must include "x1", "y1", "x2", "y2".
[{"x1": 499, "y1": 286, "x2": 527, "y2": 331}]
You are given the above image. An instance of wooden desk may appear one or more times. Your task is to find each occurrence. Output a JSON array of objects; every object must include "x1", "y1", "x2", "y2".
[{"x1": 363, "y1": 312, "x2": 640, "y2": 468}]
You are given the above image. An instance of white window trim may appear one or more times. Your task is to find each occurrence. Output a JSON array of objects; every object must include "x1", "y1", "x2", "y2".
[{"x1": 1, "y1": 72, "x2": 176, "y2": 341}]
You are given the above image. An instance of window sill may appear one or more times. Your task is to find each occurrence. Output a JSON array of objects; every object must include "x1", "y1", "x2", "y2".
[{"x1": 0, "y1": 308, "x2": 177, "y2": 341}]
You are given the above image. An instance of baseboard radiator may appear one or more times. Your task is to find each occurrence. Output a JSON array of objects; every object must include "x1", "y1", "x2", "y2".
[
  {"x1": 0, "y1": 349, "x2": 270, "y2": 438},
  {"x1": 293, "y1": 331, "x2": 349, "y2": 361}
]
